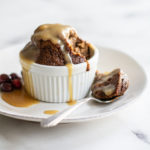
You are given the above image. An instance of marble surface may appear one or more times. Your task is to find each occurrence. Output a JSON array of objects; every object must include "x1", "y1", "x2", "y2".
[{"x1": 0, "y1": 0, "x2": 150, "y2": 149}]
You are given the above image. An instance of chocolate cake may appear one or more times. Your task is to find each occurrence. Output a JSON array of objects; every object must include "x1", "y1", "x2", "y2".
[
  {"x1": 30, "y1": 24, "x2": 91, "y2": 68},
  {"x1": 91, "y1": 69, "x2": 129, "y2": 100}
]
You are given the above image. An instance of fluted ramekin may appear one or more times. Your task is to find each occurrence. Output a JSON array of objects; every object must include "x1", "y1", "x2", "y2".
[{"x1": 20, "y1": 46, "x2": 99, "y2": 103}]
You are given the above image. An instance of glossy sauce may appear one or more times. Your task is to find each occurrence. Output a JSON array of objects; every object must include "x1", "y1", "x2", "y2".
[
  {"x1": 20, "y1": 43, "x2": 40, "y2": 97},
  {"x1": 44, "y1": 110, "x2": 59, "y2": 115},
  {"x1": 32, "y1": 24, "x2": 74, "y2": 45},
  {"x1": 67, "y1": 100, "x2": 77, "y2": 106},
  {"x1": 66, "y1": 63, "x2": 77, "y2": 105},
  {"x1": 1, "y1": 88, "x2": 39, "y2": 107}
]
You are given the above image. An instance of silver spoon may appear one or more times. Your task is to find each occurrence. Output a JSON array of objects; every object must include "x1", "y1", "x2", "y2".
[{"x1": 40, "y1": 94, "x2": 117, "y2": 128}]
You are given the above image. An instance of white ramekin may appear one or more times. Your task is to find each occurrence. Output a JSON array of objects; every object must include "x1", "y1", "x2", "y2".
[{"x1": 20, "y1": 46, "x2": 99, "y2": 103}]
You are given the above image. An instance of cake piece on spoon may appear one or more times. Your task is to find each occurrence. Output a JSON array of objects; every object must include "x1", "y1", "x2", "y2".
[{"x1": 91, "y1": 69, "x2": 129, "y2": 100}]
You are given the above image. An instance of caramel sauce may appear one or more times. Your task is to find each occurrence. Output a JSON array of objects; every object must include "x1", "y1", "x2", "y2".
[
  {"x1": 44, "y1": 110, "x2": 59, "y2": 115},
  {"x1": 32, "y1": 24, "x2": 74, "y2": 45},
  {"x1": 22, "y1": 67, "x2": 34, "y2": 96},
  {"x1": 66, "y1": 63, "x2": 77, "y2": 105},
  {"x1": 67, "y1": 100, "x2": 77, "y2": 106},
  {"x1": 20, "y1": 42, "x2": 40, "y2": 62},
  {"x1": 86, "y1": 60, "x2": 90, "y2": 71},
  {"x1": 19, "y1": 42, "x2": 40, "y2": 97},
  {"x1": 104, "y1": 72, "x2": 109, "y2": 75},
  {"x1": 66, "y1": 64, "x2": 73, "y2": 100},
  {"x1": 1, "y1": 88, "x2": 39, "y2": 107}
]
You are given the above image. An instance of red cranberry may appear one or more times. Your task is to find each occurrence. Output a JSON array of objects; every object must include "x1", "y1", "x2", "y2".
[
  {"x1": 10, "y1": 73, "x2": 21, "y2": 80},
  {"x1": 12, "y1": 79, "x2": 22, "y2": 89},
  {"x1": 0, "y1": 82, "x2": 13, "y2": 92},
  {"x1": 0, "y1": 74, "x2": 10, "y2": 84}
]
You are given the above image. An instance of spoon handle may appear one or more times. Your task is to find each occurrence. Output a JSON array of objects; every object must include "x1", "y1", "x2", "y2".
[{"x1": 41, "y1": 97, "x2": 91, "y2": 128}]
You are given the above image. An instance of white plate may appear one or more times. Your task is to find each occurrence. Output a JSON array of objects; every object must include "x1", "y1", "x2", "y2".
[{"x1": 0, "y1": 44, "x2": 147, "y2": 123}]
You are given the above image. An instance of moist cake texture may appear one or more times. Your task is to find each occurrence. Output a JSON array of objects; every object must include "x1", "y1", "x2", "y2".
[
  {"x1": 29, "y1": 24, "x2": 91, "y2": 68},
  {"x1": 91, "y1": 69, "x2": 129, "y2": 100}
]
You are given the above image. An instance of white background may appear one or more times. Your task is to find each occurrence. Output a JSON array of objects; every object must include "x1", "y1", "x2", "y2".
[{"x1": 0, "y1": 0, "x2": 150, "y2": 149}]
